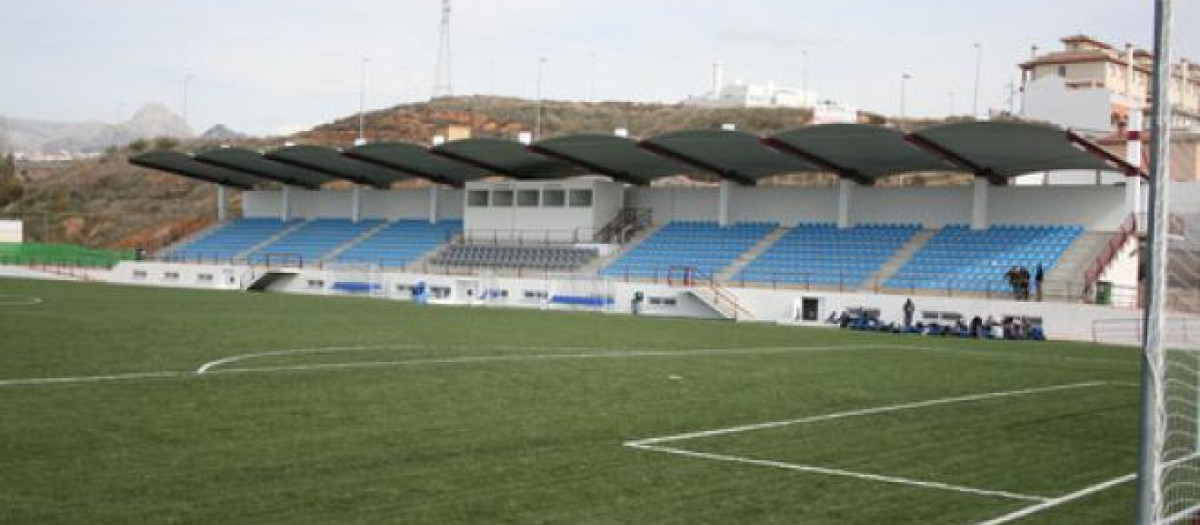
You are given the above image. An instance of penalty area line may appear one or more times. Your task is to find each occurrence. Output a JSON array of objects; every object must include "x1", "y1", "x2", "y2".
[{"x1": 626, "y1": 442, "x2": 1049, "y2": 503}]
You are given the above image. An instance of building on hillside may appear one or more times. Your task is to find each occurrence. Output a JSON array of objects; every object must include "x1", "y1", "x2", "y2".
[
  {"x1": 682, "y1": 62, "x2": 859, "y2": 123},
  {"x1": 1020, "y1": 34, "x2": 1200, "y2": 135}
]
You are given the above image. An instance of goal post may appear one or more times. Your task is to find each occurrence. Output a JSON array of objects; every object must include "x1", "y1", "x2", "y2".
[{"x1": 545, "y1": 273, "x2": 616, "y2": 312}]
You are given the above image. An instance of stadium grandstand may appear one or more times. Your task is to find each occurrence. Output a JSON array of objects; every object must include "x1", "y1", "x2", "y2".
[{"x1": 116, "y1": 120, "x2": 1200, "y2": 342}]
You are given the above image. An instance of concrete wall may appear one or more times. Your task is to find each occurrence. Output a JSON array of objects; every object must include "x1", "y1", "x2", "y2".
[
  {"x1": 243, "y1": 188, "x2": 465, "y2": 221},
  {"x1": 0, "y1": 220, "x2": 22, "y2": 243},
  {"x1": 111, "y1": 261, "x2": 1141, "y2": 344},
  {"x1": 629, "y1": 184, "x2": 1129, "y2": 230}
]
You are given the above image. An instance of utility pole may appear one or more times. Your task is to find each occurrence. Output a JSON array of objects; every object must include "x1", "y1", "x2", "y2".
[
  {"x1": 900, "y1": 73, "x2": 912, "y2": 121},
  {"x1": 588, "y1": 52, "x2": 597, "y2": 103},
  {"x1": 358, "y1": 56, "x2": 370, "y2": 143},
  {"x1": 972, "y1": 43, "x2": 982, "y2": 118},
  {"x1": 182, "y1": 74, "x2": 193, "y2": 132},
  {"x1": 535, "y1": 57, "x2": 547, "y2": 140},
  {"x1": 802, "y1": 50, "x2": 810, "y2": 107}
]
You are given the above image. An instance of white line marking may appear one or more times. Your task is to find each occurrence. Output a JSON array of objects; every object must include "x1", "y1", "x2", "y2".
[
  {"x1": 202, "y1": 344, "x2": 898, "y2": 376},
  {"x1": 194, "y1": 344, "x2": 899, "y2": 375},
  {"x1": 2, "y1": 344, "x2": 896, "y2": 387},
  {"x1": 627, "y1": 381, "x2": 1108, "y2": 446},
  {"x1": 627, "y1": 442, "x2": 1049, "y2": 503},
  {"x1": 0, "y1": 370, "x2": 182, "y2": 387},
  {"x1": 0, "y1": 294, "x2": 43, "y2": 306},
  {"x1": 972, "y1": 453, "x2": 1200, "y2": 525}
]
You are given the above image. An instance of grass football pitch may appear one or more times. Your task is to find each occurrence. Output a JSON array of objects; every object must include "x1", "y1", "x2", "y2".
[{"x1": 0, "y1": 278, "x2": 1141, "y2": 524}]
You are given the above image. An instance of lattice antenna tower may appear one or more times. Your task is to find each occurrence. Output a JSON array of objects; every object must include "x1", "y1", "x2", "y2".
[{"x1": 432, "y1": 0, "x2": 453, "y2": 99}]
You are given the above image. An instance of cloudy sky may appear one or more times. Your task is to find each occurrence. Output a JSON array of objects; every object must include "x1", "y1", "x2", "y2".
[{"x1": 2, "y1": 0, "x2": 1197, "y2": 135}]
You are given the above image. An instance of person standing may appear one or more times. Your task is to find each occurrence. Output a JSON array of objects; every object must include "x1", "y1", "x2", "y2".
[
  {"x1": 1034, "y1": 264, "x2": 1045, "y2": 302},
  {"x1": 1018, "y1": 266, "x2": 1031, "y2": 301},
  {"x1": 902, "y1": 298, "x2": 916, "y2": 328}
]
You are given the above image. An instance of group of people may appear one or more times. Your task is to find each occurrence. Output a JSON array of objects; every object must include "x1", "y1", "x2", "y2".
[
  {"x1": 1004, "y1": 264, "x2": 1044, "y2": 301},
  {"x1": 826, "y1": 298, "x2": 1045, "y2": 341}
]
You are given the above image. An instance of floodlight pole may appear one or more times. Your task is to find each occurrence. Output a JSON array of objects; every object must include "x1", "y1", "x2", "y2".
[
  {"x1": 182, "y1": 74, "x2": 193, "y2": 131},
  {"x1": 900, "y1": 74, "x2": 912, "y2": 121},
  {"x1": 802, "y1": 50, "x2": 810, "y2": 107},
  {"x1": 972, "y1": 43, "x2": 982, "y2": 119},
  {"x1": 535, "y1": 57, "x2": 547, "y2": 140},
  {"x1": 1135, "y1": 0, "x2": 1173, "y2": 523},
  {"x1": 358, "y1": 56, "x2": 370, "y2": 143}
]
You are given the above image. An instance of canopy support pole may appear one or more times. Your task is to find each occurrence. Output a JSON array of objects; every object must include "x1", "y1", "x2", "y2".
[
  {"x1": 216, "y1": 185, "x2": 228, "y2": 222},
  {"x1": 429, "y1": 185, "x2": 439, "y2": 224},
  {"x1": 350, "y1": 185, "x2": 362, "y2": 223},
  {"x1": 837, "y1": 179, "x2": 854, "y2": 229},
  {"x1": 717, "y1": 181, "x2": 732, "y2": 227},
  {"x1": 971, "y1": 177, "x2": 989, "y2": 231},
  {"x1": 281, "y1": 186, "x2": 292, "y2": 222}
]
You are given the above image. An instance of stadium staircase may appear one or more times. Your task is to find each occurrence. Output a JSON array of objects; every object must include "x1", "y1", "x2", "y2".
[
  {"x1": 732, "y1": 223, "x2": 921, "y2": 289},
  {"x1": 321, "y1": 221, "x2": 393, "y2": 263},
  {"x1": 717, "y1": 226, "x2": 789, "y2": 280},
  {"x1": 600, "y1": 221, "x2": 777, "y2": 281},
  {"x1": 1042, "y1": 231, "x2": 1110, "y2": 294},
  {"x1": 244, "y1": 268, "x2": 300, "y2": 292},
  {"x1": 156, "y1": 220, "x2": 228, "y2": 258},
  {"x1": 232, "y1": 220, "x2": 310, "y2": 262},
  {"x1": 332, "y1": 219, "x2": 463, "y2": 268},
  {"x1": 862, "y1": 230, "x2": 935, "y2": 292},
  {"x1": 578, "y1": 222, "x2": 666, "y2": 275},
  {"x1": 246, "y1": 219, "x2": 385, "y2": 266},
  {"x1": 686, "y1": 281, "x2": 754, "y2": 321}
]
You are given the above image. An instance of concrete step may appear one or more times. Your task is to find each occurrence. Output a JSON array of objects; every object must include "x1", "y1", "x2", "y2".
[
  {"x1": 321, "y1": 220, "x2": 393, "y2": 263},
  {"x1": 860, "y1": 229, "x2": 935, "y2": 291},
  {"x1": 234, "y1": 219, "x2": 312, "y2": 262},
  {"x1": 718, "y1": 226, "x2": 789, "y2": 280},
  {"x1": 581, "y1": 222, "x2": 666, "y2": 275},
  {"x1": 1044, "y1": 231, "x2": 1111, "y2": 285}
]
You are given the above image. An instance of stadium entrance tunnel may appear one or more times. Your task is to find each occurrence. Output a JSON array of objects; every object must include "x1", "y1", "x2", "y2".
[{"x1": 245, "y1": 269, "x2": 300, "y2": 292}]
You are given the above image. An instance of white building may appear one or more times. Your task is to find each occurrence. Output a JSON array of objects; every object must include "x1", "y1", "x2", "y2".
[
  {"x1": 683, "y1": 62, "x2": 858, "y2": 123},
  {"x1": 1020, "y1": 34, "x2": 1200, "y2": 135}
]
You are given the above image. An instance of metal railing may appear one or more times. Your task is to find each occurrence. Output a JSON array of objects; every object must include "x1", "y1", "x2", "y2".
[
  {"x1": 457, "y1": 227, "x2": 600, "y2": 246},
  {"x1": 1083, "y1": 213, "x2": 1138, "y2": 291}
]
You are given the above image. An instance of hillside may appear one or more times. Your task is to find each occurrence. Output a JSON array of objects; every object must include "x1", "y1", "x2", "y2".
[
  {"x1": 1, "y1": 103, "x2": 192, "y2": 155},
  {"x1": 0, "y1": 96, "x2": 951, "y2": 250}
]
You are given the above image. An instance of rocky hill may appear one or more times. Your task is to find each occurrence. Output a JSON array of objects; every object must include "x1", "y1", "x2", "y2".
[
  {"x1": 1, "y1": 103, "x2": 192, "y2": 155},
  {"x1": 1, "y1": 96, "x2": 952, "y2": 250}
]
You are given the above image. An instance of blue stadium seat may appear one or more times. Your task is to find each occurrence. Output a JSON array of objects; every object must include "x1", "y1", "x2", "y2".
[
  {"x1": 335, "y1": 219, "x2": 463, "y2": 268},
  {"x1": 169, "y1": 218, "x2": 298, "y2": 261},
  {"x1": 884, "y1": 224, "x2": 1083, "y2": 293},
  {"x1": 601, "y1": 221, "x2": 777, "y2": 280},
  {"x1": 734, "y1": 223, "x2": 920, "y2": 287}
]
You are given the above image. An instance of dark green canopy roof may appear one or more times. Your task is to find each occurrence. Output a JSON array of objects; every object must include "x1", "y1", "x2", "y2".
[
  {"x1": 265, "y1": 145, "x2": 408, "y2": 189},
  {"x1": 639, "y1": 129, "x2": 819, "y2": 184},
  {"x1": 432, "y1": 138, "x2": 583, "y2": 180},
  {"x1": 765, "y1": 124, "x2": 957, "y2": 184},
  {"x1": 907, "y1": 121, "x2": 1132, "y2": 181},
  {"x1": 129, "y1": 150, "x2": 263, "y2": 190},
  {"x1": 529, "y1": 134, "x2": 689, "y2": 185},
  {"x1": 344, "y1": 141, "x2": 488, "y2": 187},
  {"x1": 194, "y1": 147, "x2": 334, "y2": 189}
]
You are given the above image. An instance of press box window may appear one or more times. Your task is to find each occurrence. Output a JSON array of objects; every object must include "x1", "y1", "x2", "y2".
[
  {"x1": 543, "y1": 189, "x2": 566, "y2": 207},
  {"x1": 517, "y1": 190, "x2": 540, "y2": 207},
  {"x1": 568, "y1": 189, "x2": 593, "y2": 207},
  {"x1": 197, "y1": 273, "x2": 214, "y2": 283},
  {"x1": 467, "y1": 190, "x2": 490, "y2": 207},
  {"x1": 492, "y1": 190, "x2": 514, "y2": 207},
  {"x1": 163, "y1": 272, "x2": 180, "y2": 281}
]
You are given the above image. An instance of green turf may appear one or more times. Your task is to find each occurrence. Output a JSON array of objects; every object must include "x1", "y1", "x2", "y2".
[{"x1": 0, "y1": 278, "x2": 1142, "y2": 524}]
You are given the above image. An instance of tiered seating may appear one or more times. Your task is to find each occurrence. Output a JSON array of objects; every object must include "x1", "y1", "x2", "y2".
[
  {"x1": 170, "y1": 218, "x2": 297, "y2": 260},
  {"x1": 601, "y1": 221, "x2": 777, "y2": 279},
  {"x1": 885, "y1": 224, "x2": 1083, "y2": 292},
  {"x1": 248, "y1": 219, "x2": 383, "y2": 264},
  {"x1": 335, "y1": 219, "x2": 462, "y2": 268},
  {"x1": 432, "y1": 245, "x2": 598, "y2": 270},
  {"x1": 735, "y1": 223, "x2": 920, "y2": 286}
]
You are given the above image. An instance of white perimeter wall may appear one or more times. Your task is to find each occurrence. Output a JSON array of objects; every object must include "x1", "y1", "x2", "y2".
[
  {"x1": 243, "y1": 188, "x2": 464, "y2": 221},
  {"x1": 111, "y1": 261, "x2": 1142, "y2": 344},
  {"x1": 628, "y1": 184, "x2": 1130, "y2": 230}
]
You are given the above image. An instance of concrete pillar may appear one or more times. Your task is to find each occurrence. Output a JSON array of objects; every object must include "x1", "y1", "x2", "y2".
[
  {"x1": 717, "y1": 181, "x2": 732, "y2": 226},
  {"x1": 971, "y1": 177, "x2": 989, "y2": 231},
  {"x1": 281, "y1": 186, "x2": 292, "y2": 222},
  {"x1": 350, "y1": 185, "x2": 362, "y2": 223},
  {"x1": 216, "y1": 185, "x2": 228, "y2": 222},
  {"x1": 1125, "y1": 110, "x2": 1144, "y2": 218},
  {"x1": 837, "y1": 178, "x2": 854, "y2": 229},
  {"x1": 428, "y1": 185, "x2": 439, "y2": 224}
]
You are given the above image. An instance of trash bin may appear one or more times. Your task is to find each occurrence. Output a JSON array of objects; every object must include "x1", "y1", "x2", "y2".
[{"x1": 1096, "y1": 280, "x2": 1113, "y2": 305}]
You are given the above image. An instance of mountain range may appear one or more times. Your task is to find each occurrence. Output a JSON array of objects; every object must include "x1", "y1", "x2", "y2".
[{"x1": 0, "y1": 103, "x2": 195, "y2": 154}]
